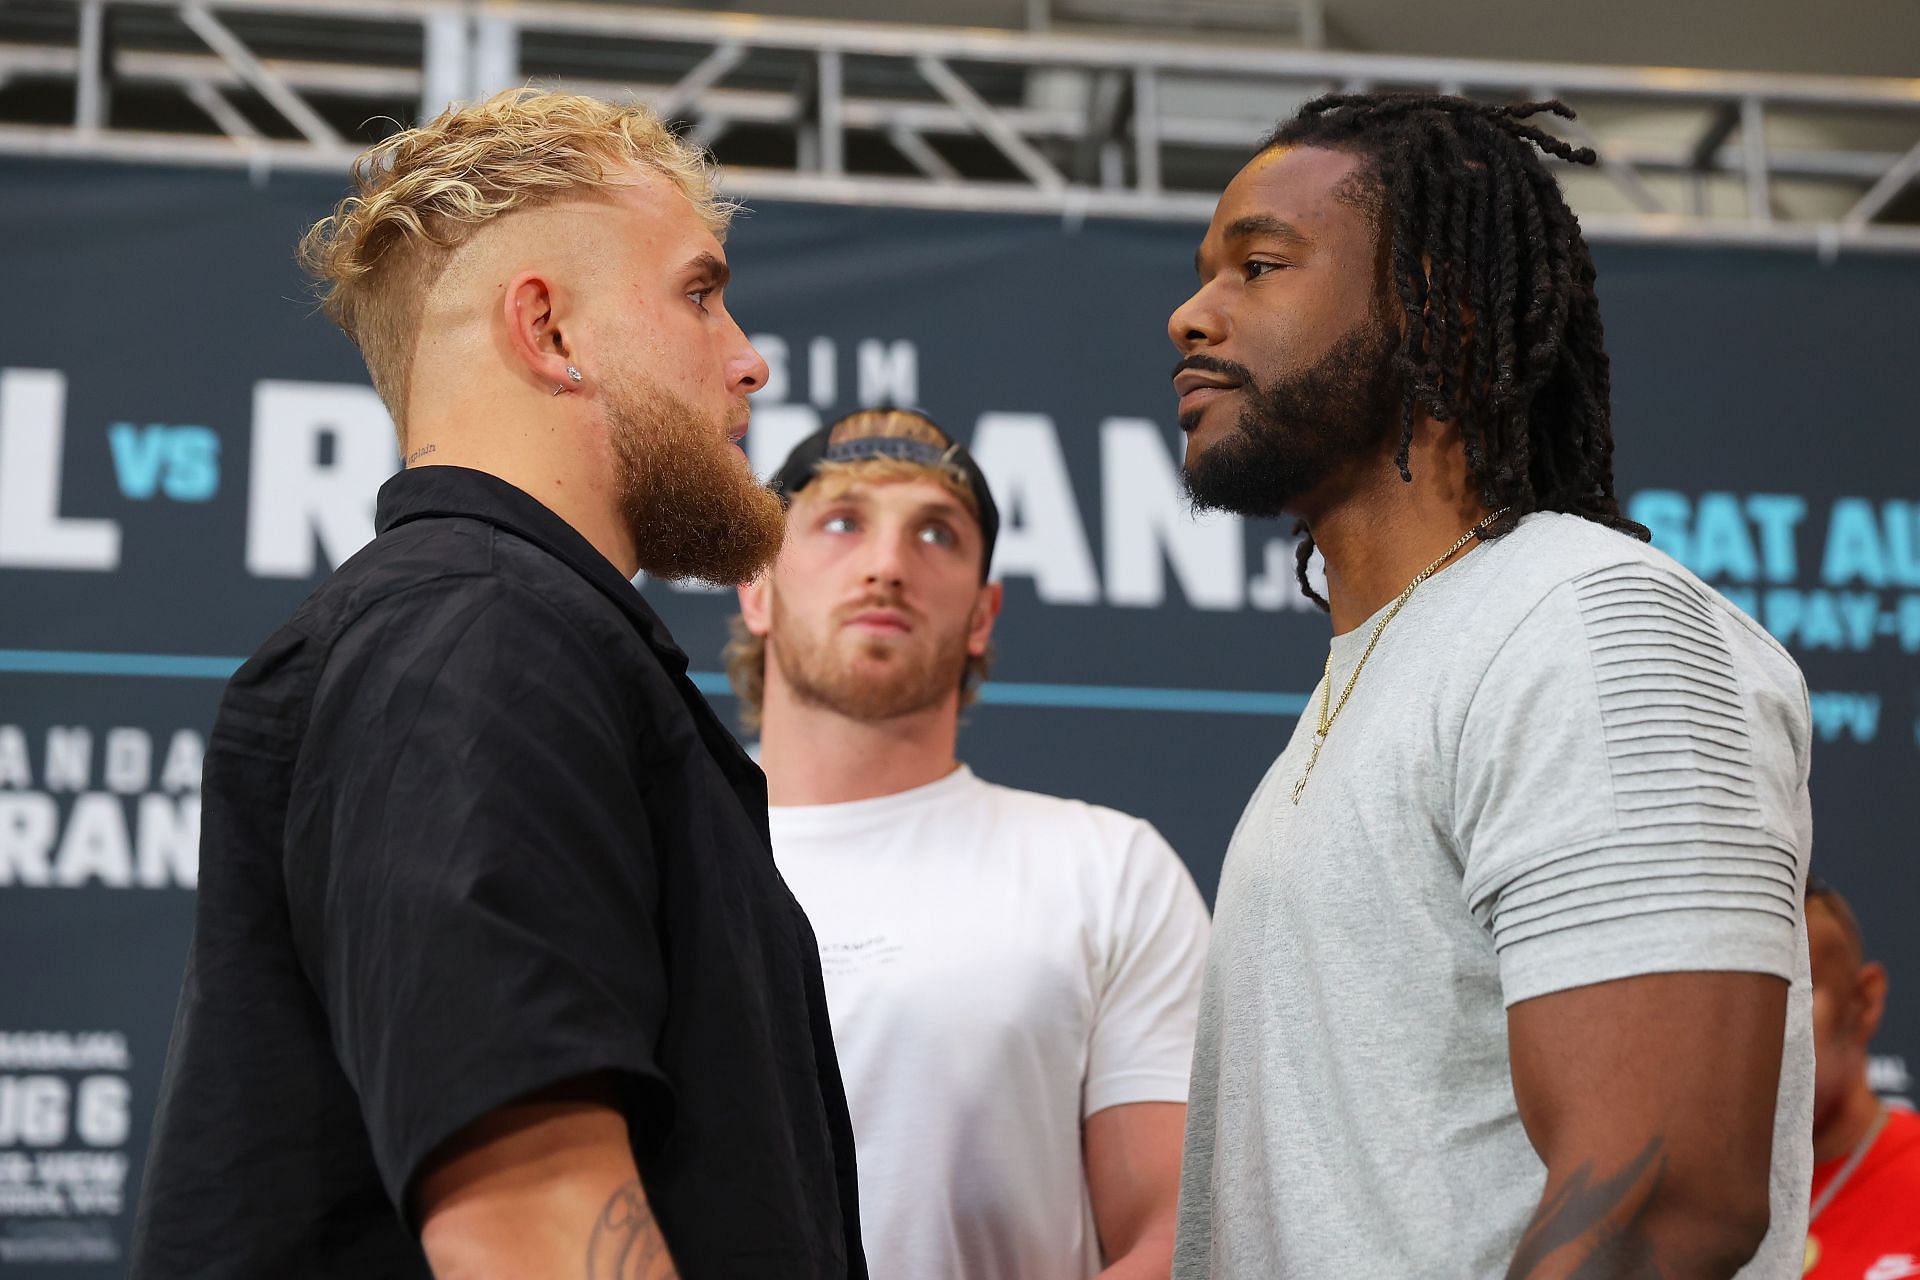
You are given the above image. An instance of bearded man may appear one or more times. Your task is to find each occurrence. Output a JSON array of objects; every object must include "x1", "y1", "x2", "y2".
[
  {"x1": 727, "y1": 409, "x2": 1211, "y2": 1280},
  {"x1": 1170, "y1": 95, "x2": 1813, "y2": 1277},
  {"x1": 133, "y1": 90, "x2": 864, "y2": 1280}
]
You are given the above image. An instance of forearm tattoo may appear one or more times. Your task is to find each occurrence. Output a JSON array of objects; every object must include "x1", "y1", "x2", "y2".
[
  {"x1": 585, "y1": 1180, "x2": 678, "y2": 1280},
  {"x1": 1508, "y1": 1138, "x2": 1669, "y2": 1279}
]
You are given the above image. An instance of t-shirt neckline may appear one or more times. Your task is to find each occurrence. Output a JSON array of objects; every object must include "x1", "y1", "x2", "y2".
[
  {"x1": 1326, "y1": 515, "x2": 1534, "y2": 665},
  {"x1": 767, "y1": 763, "x2": 978, "y2": 834}
]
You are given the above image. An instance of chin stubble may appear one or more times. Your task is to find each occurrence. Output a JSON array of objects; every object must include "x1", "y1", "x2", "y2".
[{"x1": 770, "y1": 591, "x2": 971, "y2": 724}]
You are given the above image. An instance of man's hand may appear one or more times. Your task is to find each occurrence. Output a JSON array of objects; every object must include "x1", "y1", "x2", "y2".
[
  {"x1": 1506, "y1": 971, "x2": 1787, "y2": 1279},
  {"x1": 414, "y1": 1076, "x2": 678, "y2": 1280},
  {"x1": 1086, "y1": 1101, "x2": 1186, "y2": 1279}
]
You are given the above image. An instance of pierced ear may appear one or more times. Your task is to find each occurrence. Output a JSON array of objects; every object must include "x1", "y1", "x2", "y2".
[{"x1": 503, "y1": 270, "x2": 576, "y2": 392}]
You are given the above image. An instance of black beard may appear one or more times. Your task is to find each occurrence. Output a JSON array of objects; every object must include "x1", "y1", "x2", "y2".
[{"x1": 1180, "y1": 317, "x2": 1402, "y2": 520}]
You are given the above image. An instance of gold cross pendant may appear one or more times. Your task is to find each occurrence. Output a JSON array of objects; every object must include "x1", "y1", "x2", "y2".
[{"x1": 1291, "y1": 730, "x2": 1327, "y2": 805}]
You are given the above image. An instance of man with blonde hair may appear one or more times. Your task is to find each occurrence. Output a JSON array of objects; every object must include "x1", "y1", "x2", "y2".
[
  {"x1": 133, "y1": 90, "x2": 864, "y2": 1280},
  {"x1": 731, "y1": 409, "x2": 1209, "y2": 1279}
]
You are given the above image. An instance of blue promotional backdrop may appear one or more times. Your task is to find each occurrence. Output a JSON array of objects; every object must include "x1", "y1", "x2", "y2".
[{"x1": 1, "y1": 158, "x2": 1916, "y2": 1273}]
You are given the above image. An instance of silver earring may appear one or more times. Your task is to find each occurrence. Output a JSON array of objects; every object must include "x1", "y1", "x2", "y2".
[{"x1": 566, "y1": 366, "x2": 583, "y2": 382}]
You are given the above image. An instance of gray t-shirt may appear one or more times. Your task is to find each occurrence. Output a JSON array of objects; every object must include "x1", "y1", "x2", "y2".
[{"x1": 1173, "y1": 513, "x2": 1814, "y2": 1278}]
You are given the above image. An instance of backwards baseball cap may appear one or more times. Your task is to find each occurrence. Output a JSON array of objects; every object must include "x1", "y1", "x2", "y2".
[{"x1": 770, "y1": 409, "x2": 1000, "y2": 577}]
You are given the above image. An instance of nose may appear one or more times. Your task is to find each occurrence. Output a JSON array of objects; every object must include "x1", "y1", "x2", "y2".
[
  {"x1": 861, "y1": 526, "x2": 911, "y2": 589},
  {"x1": 728, "y1": 318, "x2": 772, "y2": 396},
  {"x1": 1168, "y1": 280, "x2": 1227, "y2": 354}
]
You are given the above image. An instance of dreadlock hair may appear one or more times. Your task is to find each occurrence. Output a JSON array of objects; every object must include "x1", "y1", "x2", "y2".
[{"x1": 1261, "y1": 93, "x2": 1649, "y2": 610}]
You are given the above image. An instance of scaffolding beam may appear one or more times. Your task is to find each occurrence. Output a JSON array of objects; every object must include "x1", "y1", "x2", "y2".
[{"x1": 0, "y1": 0, "x2": 1916, "y2": 253}]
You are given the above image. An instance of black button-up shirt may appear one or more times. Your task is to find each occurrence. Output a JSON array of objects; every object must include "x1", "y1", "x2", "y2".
[{"x1": 132, "y1": 466, "x2": 865, "y2": 1279}]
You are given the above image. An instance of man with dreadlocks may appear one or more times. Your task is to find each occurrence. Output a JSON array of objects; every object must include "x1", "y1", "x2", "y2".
[{"x1": 1168, "y1": 95, "x2": 1814, "y2": 1278}]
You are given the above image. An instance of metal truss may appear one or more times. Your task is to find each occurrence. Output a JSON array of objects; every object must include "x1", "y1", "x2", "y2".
[{"x1": 3, "y1": 0, "x2": 1920, "y2": 253}]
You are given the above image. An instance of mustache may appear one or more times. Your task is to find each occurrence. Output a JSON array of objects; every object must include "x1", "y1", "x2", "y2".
[
  {"x1": 1171, "y1": 353, "x2": 1255, "y2": 387},
  {"x1": 837, "y1": 592, "x2": 920, "y2": 624}
]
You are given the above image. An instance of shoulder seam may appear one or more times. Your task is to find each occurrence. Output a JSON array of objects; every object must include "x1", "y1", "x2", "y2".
[{"x1": 293, "y1": 572, "x2": 631, "y2": 787}]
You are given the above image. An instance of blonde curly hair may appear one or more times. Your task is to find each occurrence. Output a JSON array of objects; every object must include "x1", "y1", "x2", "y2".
[{"x1": 298, "y1": 88, "x2": 735, "y2": 438}]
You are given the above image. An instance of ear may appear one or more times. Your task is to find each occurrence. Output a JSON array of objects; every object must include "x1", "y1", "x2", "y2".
[
  {"x1": 1856, "y1": 960, "x2": 1889, "y2": 1045},
  {"x1": 737, "y1": 573, "x2": 773, "y2": 638},
  {"x1": 502, "y1": 270, "x2": 579, "y2": 394},
  {"x1": 966, "y1": 581, "x2": 1003, "y2": 658}
]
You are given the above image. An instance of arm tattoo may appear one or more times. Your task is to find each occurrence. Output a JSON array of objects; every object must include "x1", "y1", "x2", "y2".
[
  {"x1": 404, "y1": 443, "x2": 437, "y2": 465},
  {"x1": 585, "y1": 1180, "x2": 678, "y2": 1280},
  {"x1": 1508, "y1": 1138, "x2": 1668, "y2": 1279}
]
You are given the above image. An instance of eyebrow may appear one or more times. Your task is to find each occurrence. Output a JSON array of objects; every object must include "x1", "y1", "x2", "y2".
[
  {"x1": 911, "y1": 497, "x2": 973, "y2": 524},
  {"x1": 1194, "y1": 213, "x2": 1310, "y2": 276},
  {"x1": 680, "y1": 251, "x2": 730, "y2": 289}
]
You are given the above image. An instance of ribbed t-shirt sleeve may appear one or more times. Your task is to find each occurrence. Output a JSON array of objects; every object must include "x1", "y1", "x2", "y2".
[
  {"x1": 1455, "y1": 563, "x2": 1810, "y2": 1007},
  {"x1": 1084, "y1": 822, "x2": 1211, "y2": 1116},
  {"x1": 285, "y1": 577, "x2": 675, "y2": 1213}
]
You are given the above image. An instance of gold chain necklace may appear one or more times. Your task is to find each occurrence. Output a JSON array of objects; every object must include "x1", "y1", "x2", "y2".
[{"x1": 1291, "y1": 508, "x2": 1510, "y2": 805}]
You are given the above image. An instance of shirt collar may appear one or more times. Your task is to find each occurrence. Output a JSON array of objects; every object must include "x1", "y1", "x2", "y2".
[
  {"x1": 374, "y1": 465, "x2": 767, "y2": 814},
  {"x1": 373, "y1": 465, "x2": 689, "y2": 675}
]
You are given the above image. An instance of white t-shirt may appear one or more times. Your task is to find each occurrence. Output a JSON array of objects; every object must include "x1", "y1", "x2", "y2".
[{"x1": 769, "y1": 766, "x2": 1210, "y2": 1280}]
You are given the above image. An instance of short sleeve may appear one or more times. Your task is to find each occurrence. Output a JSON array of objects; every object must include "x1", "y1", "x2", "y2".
[
  {"x1": 1455, "y1": 563, "x2": 1809, "y2": 1008},
  {"x1": 1084, "y1": 822, "x2": 1211, "y2": 1117},
  {"x1": 286, "y1": 576, "x2": 674, "y2": 1212}
]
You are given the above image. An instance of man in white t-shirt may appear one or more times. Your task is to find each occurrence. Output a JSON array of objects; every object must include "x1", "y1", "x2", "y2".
[{"x1": 727, "y1": 408, "x2": 1210, "y2": 1280}]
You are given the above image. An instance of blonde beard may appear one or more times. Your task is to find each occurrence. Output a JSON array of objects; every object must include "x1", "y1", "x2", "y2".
[{"x1": 769, "y1": 586, "x2": 971, "y2": 724}]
